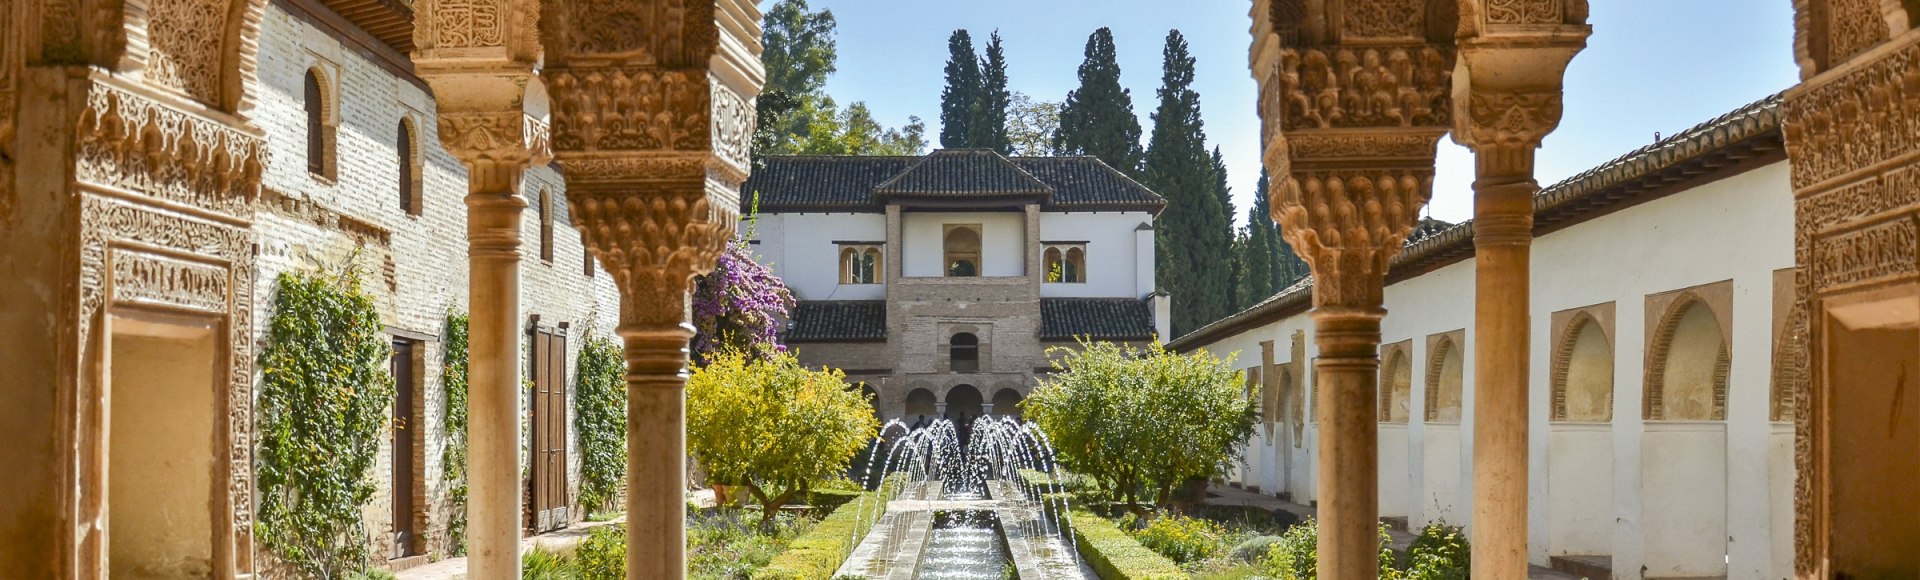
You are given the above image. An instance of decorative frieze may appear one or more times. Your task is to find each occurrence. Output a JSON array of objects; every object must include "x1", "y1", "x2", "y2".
[
  {"x1": 1484, "y1": 0, "x2": 1564, "y2": 24},
  {"x1": 1783, "y1": 42, "x2": 1920, "y2": 191},
  {"x1": 546, "y1": 66, "x2": 711, "y2": 154},
  {"x1": 1275, "y1": 45, "x2": 1454, "y2": 131},
  {"x1": 110, "y1": 249, "x2": 231, "y2": 312},
  {"x1": 75, "y1": 80, "x2": 265, "y2": 217},
  {"x1": 1810, "y1": 216, "x2": 1919, "y2": 289}
]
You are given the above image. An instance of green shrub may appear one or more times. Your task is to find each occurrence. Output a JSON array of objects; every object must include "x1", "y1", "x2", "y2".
[
  {"x1": 523, "y1": 545, "x2": 577, "y2": 580},
  {"x1": 1066, "y1": 508, "x2": 1183, "y2": 580},
  {"x1": 346, "y1": 570, "x2": 397, "y2": 580},
  {"x1": 1124, "y1": 513, "x2": 1225, "y2": 565},
  {"x1": 1262, "y1": 518, "x2": 1400, "y2": 580},
  {"x1": 575, "y1": 334, "x2": 627, "y2": 515},
  {"x1": 691, "y1": 510, "x2": 812, "y2": 579},
  {"x1": 573, "y1": 525, "x2": 626, "y2": 580},
  {"x1": 256, "y1": 268, "x2": 395, "y2": 579},
  {"x1": 1394, "y1": 523, "x2": 1470, "y2": 580},
  {"x1": 753, "y1": 492, "x2": 881, "y2": 580},
  {"x1": 441, "y1": 311, "x2": 471, "y2": 555},
  {"x1": 1228, "y1": 535, "x2": 1281, "y2": 563}
]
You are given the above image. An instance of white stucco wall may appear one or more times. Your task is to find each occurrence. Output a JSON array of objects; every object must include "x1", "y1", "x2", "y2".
[
  {"x1": 1181, "y1": 160, "x2": 1795, "y2": 579},
  {"x1": 1038, "y1": 212, "x2": 1155, "y2": 298},
  {"x1": 750, "y1": 213, "x2": 888, "y2": 301},
  {"x1": 902, "y1": 212, "x2": 1027, "y2": 278}
]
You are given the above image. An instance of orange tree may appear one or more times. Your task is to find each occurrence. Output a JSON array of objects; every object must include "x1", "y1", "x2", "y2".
[
  {"x1": 687, "y1": 350, "x2": 878, "y2": 526},
  {"x1": 1026, "y1": 339, "x2": 1256, "y2": 513}
]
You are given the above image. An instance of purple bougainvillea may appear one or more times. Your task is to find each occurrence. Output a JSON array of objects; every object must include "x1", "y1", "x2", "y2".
[{"x1": 690, "y1": 237, "x2": 795, "y2": 364}]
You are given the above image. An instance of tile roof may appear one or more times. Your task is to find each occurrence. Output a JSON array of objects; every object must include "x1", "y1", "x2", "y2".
[
  {"x1": 1040, "y1": 298, "x2": 1158, "y2": 341},
  {"x1": 746, "y1": 151, "x2": 1165, "y2": 213},
  {"x1": 785, "y1": 301, "x2": 887, "y2": 342},
  {"x1": 874, "y1": 149, "x2": 1054, "y2": 201}
]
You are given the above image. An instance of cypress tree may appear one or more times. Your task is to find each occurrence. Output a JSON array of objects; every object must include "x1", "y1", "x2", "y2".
[
  {"x1": 967, "y1": 31, "x2": 1013, "y2": 154},
  {"x1": 940, "y1": 30, "x2": 982, "y2": 149},
  {"x1": 1145, "y1": 30, "x2": 1233, "y2": 337},
  {"x1": 1055, "y1": 28, "x2": 1144, "y2": 175},
  {"x1": 1240, "y1": 173, "x2": 1277, "y2": 305},
  {"x1": 1261, "y1": 170, "x2": 1311, "y2": 286}
]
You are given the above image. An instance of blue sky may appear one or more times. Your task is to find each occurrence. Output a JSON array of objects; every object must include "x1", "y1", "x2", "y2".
[{"x1": 800, "y1": 0, "x2": 1799, "y2": 224}]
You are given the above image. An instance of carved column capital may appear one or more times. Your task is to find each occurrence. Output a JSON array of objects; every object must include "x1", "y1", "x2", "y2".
[
  {"x1": 1268, "y1": 152, "x2": 1439, "y2": 310},
  {"x1": 568, "y1": 180, "x2": 738, "y2": 329}
]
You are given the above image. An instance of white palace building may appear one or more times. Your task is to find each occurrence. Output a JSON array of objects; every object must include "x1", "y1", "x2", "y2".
[{"x1": 1172, "y1": 96, "x2": 1797, "y2": 580}]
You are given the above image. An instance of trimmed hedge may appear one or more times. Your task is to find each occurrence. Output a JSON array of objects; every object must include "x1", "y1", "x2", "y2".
[
  {"x1": 752, "y1": 491, "x2": 882, "y2": 580},
  {"x1": 1067, "y1": 508, "x2": 1184, "y2": 580}
]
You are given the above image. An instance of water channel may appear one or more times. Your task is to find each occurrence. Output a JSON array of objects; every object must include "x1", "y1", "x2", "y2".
[{"x1": 834, "y1": 417, "x2": 1095, "y2": 580}]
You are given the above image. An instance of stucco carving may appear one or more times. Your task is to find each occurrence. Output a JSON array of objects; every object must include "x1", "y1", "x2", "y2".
[
  {"x1": 1342, "y1": 0, "x2": 1423, "y2": 39},
  {"x1": 1810, "y1": 216, "x2": 1919, "y2": 289},
  {"x1": 75, "y1": 80, "x2": 266, "y2": 217},
  {"x1": 76, "y1": 194, "x2": 256, "y2": 570},
  {"x1": 146, "y1": 0, "x2": 229, "y2": 103},
  {"x1": 1275, "y1": 45, "x2": 1454, "y2": 130},
  {"x1": 1459, "y1": 89, "x2": 1564, "y2": 153},
  {"x1": 1484, "y1": 0, "x2": 1563, "y2": 24},
  {"x1": 568, "y1": 187, "x2": 737, "y2": 327},
  {"x1": 1270, "y1": 168, "x2": 1434, "y2": 309},
  {"x1": 545, "y1": 67, "x2": 711, "y2": 153},
  {"x1": 1782, "y1": 42, "x2": 1920, "y2": 190}
]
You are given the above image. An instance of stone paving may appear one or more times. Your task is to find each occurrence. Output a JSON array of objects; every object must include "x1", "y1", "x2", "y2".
[{"x1": 393, "y1": 517, "x2": 621, "y2": 580}]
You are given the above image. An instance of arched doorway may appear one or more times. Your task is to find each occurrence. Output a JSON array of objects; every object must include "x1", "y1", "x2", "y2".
[
  {"x1": 905, "y1": 388, "x2": 937, "y2": 428},
  {"x1": 1642, "y1": 297, "x2": 1730, "y2": 578},
  {"x1": 991, "y1": 388, "x2": 1024, "y2": 420},
  {"x1": 1548, "y1": 312, "x2": 1615, "y2": 559},
  {"x1": 945, "y1": 385, "x2": 984, "y2": 422},
  {"x1": 859, "y1": 383, "x2": 881, "y2": 424}
]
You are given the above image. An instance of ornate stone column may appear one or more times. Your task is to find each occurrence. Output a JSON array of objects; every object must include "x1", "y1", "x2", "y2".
[
  {"x1": 411, "y1": 4, "x2": 547, "y2": 577},
  {"x1": 538, "y1": 1, "x2": 762, "y2": 578},
  {"x1": 1782, "y1": 1, "x2": 1920, "y2": 577},
  {"x1": 1451, "y1": 4, "x2": 1587, "y2": 577},
  {"x1": 1250, "y1": 1, "x2": 1456, "y2": 576}
]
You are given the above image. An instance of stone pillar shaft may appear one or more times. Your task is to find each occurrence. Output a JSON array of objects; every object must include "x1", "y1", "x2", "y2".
[
  {"x1": 466, "y1": 172, "x2": 528, "y2": 580},
  {"x1": 1313, "y1": 308, "x2": 1384, "y2": 579},
  {"x1": 624, "y1": 319, "x2": 693, "y2": 578},
  {"x1": 1470, "y1": 169, "x2": 1536, "y2": 580}
]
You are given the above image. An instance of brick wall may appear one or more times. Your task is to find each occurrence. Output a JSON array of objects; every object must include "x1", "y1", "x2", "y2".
[{"x1": 253, "y1": 2, "x2": 622, "y2": 565}]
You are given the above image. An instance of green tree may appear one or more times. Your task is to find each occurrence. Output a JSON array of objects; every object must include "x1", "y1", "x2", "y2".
[
  {"x1": 966, "y1": 31, "x2": 1013, "y2": 154},
  {"x1": 1025, "y1": 340, "x2": 1256, "y2": 513},
  {"x1": 940, "y1": 29, "x2": 982, "y2": 149},
  {"x1": 1145, "y1": 30, "x2": 1234, "y2": 337},
  {"x1": 1055, "y1": 28, "x2": 1144, "y2": 175},
  {"x1": 1257, "y1": 169, "x2": 1312, "y2": 287},
  {"x1": 686, "y1": 351, "x2": 880, "y2": 527},
  {"x1": 755, "y1": 0, "x2": 923, "y2": 159},
  {"x1": 256, "y1": 268, "x2": 395, "y2": 579},
  {"x1": 1007, "y1": 92, "x2": 1061, "y2": 156},
  {"x1": 574, "y1": 333, "x2": 627, "y2": 514}
]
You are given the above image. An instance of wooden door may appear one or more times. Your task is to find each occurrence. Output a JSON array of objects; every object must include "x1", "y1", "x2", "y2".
[
  {"x1": 529, "y1": 325, "x2": 570, "y2": 532},
  {"x1": 390, "y1": 339, "x2": 420, "y2": 557}
]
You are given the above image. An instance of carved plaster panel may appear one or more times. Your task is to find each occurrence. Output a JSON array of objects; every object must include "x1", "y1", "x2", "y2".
[
  {"x1": 1275, "y1": 45, "x2": 1454, "y2": 131},
  {"x1": 545, "y1": 66, "x2": 711, "y2": 154},
  {"x1": 75, "y1": 79, "x2": 266, "y2": 217},
  {"x1": 1484, "y1": 0, "x2": 1564, "y2": 24},
  {"x1": 1782, "y1": 42, "x2": 1920, "y2": 191},
  {"x1": 76, "y1": 194, "x2": 256, "y2": 573}
]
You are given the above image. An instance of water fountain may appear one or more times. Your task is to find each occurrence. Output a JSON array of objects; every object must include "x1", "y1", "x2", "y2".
[{"x1": 835, "y1": 416, "x2": 1092, "y2": 579}]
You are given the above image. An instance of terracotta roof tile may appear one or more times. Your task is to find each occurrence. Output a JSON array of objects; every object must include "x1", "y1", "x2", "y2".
[{"x1": 745, "y1": 151, "x2": 1164, "y2": 213}]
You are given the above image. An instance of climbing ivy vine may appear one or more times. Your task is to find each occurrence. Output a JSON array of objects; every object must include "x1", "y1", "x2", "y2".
[
  {"x1": 575, "y1": 332, "x2": 627, "y2": 515},
  {"x1": 440, "y1": 311, "x2": 471, "y2": 555},
  {"x1": 256, "y1": 268, "x2": 395, "y2": 579}
]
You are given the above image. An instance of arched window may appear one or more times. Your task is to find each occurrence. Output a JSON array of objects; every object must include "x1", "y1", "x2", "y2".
[
  {"x1": 950, "y1": 333, "x2": 979, "y2": 373},
  {"x1": 1042, "y1": 243, "x2": 1087, "y2": 283},
  {"x1": 303, "y1": 69, "x2": 335, "y2": 179},
  {"x1": 538, "y1": 188, "x2": 554, "y2": 263},
  {"x1": 1426, "y1": 337, "x2": 1465, "y2": 423},
  {"x1": 838, "y1": 244, "x2": 881, "y2": 284},
  {"x1": 1552, "y1": 315, "x2": 1615, "y2": 422},
  {"x1": 398, "y1": 119, "x2": 422, "y2": 215},
  {"x1": 1647, "y1": 299, "x2": 1729, "y2": 421},
  {"x1": 944, "y1": 225, "x2": 982, "y2": 277},
  {"x1": 1380, "y1": 350, "x2": 1413, "y2": 422},
  {"x1": 1064, "y1": 247, "x2": 1085, "y2": 283}
]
